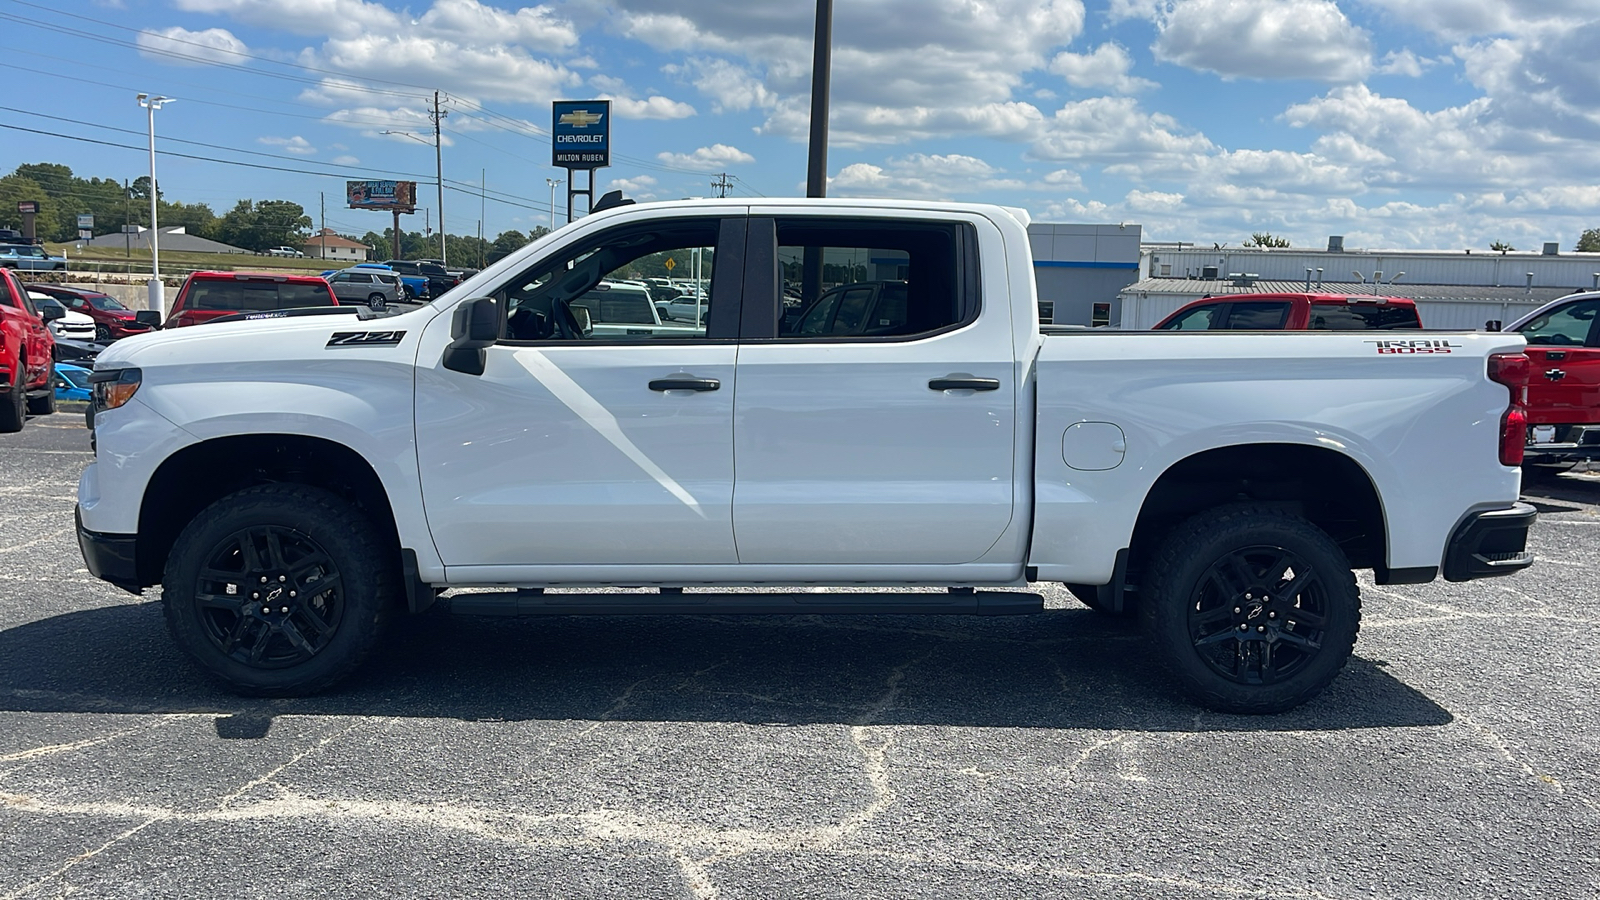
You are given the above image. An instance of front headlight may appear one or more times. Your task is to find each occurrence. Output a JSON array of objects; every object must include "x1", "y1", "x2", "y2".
[{"x1": 88, "y1": 367, "x2": 142, "y2": 412}]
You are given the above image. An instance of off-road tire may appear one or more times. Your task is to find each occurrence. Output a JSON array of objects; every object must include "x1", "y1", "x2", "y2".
[
  {"x1": 162, "y1": 483, "x2": 397, "y2": 696},
  {"x1": 0, "y1": 364, "x2": 24, "y2": 433},
  {"x1": 1142, "y1": 504, "x2": 1360, "y2": 714}
]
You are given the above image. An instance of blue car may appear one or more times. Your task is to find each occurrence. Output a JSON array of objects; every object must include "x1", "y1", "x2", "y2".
[{"x1": 54, "y1": 363, "x2": 92, "y2": 402}]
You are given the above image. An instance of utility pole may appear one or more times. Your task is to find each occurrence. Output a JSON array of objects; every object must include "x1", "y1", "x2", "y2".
[
  {"x1": 479, "y1": 167, "x2": 485, "y2": 268},
  {"x1": 123, "y1": 178, "x2": 131, "y2": 272},
  {"x1": 430, "y1": 90, "x2": 448, "y2": 265},
  {"x1": 319, "y1": 192, "x2": 326, "y2": 260},
  {"x1": 711, "y1": 173, "x2": 732, "y2": 198},
  {"x1": 802, "y1": 0, "x2": 833, "y2": 308}
]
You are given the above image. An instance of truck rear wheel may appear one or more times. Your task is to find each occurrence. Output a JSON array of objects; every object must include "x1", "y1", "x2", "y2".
[
  {"x1": 1142, "y1": 504, "x2": 1360, "y2": 714},
  {"x1": 0, "y1": 364, "x2": 24, "y2": 433},
  {"x1": 162, "y1": 484, "x2": 396, "y2": 696}
]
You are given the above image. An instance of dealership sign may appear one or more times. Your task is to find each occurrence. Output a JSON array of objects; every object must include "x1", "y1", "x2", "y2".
[
  {"x1": 346, "y1": 180, "x2": 417, "y2": 212},
  {"x1": 552, "y1": 100, "x2": 610, "y2": 169}
]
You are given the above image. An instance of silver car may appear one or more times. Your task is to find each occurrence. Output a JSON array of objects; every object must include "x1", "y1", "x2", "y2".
[
  {"x1": 325, "y1": 269, "x2": 400, "y2": 310},
  {"x1": 0, "y1": 244, "x2": 67, "y2": 271}
]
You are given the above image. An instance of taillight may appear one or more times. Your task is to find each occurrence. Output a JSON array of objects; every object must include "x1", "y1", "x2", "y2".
[{"x1": 1488, "y1": 352, "x2": 1529, "y2": 466}]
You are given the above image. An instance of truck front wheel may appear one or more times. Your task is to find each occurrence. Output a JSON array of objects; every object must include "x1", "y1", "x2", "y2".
[
  {"x1": 162, "y1": 484, "x2": 396, "y2": 696},
  {"x1": 1142, "y1": 505, "x2": 1360, "y2": 714}
]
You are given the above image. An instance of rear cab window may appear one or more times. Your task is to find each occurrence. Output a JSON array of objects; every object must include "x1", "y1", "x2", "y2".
[
  {"x1": 181, "y1": 278, "x2": 335, "y2": 312},
  {"x1": 1223, "y1": 301, "x2": 1291, "y2": 329},
  {"x1": 1308, "y1": 302, "x2": 1421, "y2": 330}
]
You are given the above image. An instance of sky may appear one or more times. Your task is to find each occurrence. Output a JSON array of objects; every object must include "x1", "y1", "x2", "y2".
[{"x1": 1, "y1": 0, "x2": 1598, "y2": 251}]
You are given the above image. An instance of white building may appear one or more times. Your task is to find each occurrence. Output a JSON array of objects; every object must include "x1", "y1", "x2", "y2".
[{"x1": 301, "y1": 229, "x2": 371, "y2": 262}]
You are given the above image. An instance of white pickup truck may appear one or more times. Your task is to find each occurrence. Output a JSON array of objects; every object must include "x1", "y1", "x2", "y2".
[{"x1": 75, "y1": 198, "x2": 1536, "y2": 713}]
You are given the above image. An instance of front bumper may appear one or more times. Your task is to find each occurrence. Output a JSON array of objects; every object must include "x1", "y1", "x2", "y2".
[
  {"x1": 1442, "y1": 503, "x2": 1536, "y2": 582},
  {"x1": 75, "y1": 507, "x2": 143, "y2": 594}
]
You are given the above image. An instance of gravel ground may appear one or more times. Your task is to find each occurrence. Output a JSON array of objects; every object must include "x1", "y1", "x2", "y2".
[{"x1": 1, "y1": 414, "x2": 1596, "y2": 899}]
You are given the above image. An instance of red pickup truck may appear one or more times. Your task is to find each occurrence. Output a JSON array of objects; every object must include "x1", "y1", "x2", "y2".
[
  {"x1": 1154, "y1": 292, "x2": 1423, "y2": 331},
  {"x1": 163, "y1": 271, "x2": 338, "y2": 329},
  {"x1": 1505, "y1": 291, "x2": 1600, "y2": 467},
  {"x1": 0, "y1": 266, "x2": 59, "y2": 431}
]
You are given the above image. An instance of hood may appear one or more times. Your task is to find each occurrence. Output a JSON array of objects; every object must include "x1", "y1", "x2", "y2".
[{"x1": 95, "y1": 303, "x2": 441, "y2": 370}]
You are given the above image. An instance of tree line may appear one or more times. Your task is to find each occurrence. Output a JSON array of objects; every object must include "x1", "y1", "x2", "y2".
[{"x1": 0, "y1": 162, "x2": 546, "y2": 262}]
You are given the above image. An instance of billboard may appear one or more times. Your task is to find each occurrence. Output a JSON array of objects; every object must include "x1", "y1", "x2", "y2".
[
  {"x1": 347, "y1": 180, "x2": 417, "y2": 212},
  {"x1": 552, "y1": 100, "x2": 611, "y2": 169}
]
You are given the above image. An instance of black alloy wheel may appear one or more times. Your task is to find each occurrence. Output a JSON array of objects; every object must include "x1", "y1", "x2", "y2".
[
  {"x1": 94, "y1": 323, "x2": 111, "y2": 342},
  {"x1": 163, "y1": 483, "x2": 396, "y2": 695},
  {"x1": 193, "y1": 525, "x2": 346, "y2": 669},
  {"x1": 1185, "y1": 544, "x2": 1328, "y2": 686},
  {"x1": 1144, "y1": 504, "x2": 1360, "y2": 714}
]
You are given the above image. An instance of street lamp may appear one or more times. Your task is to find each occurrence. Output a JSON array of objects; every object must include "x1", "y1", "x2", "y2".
[
  {"x1": 137, "y1": 93, "x2": 174, "y2": 313},
  {"x1": 546, "y1": 177, "x2": 563, "y2": 232}
]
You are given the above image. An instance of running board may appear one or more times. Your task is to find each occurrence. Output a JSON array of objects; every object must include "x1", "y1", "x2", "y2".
[{"x1": 447, "y1": 590, "x2": 1044, "y2": 617}]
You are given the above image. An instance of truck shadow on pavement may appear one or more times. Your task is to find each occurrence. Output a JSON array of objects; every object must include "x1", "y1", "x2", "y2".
[{"x1": 0, "y1": 601, "x2": 1451, "y2": 735}]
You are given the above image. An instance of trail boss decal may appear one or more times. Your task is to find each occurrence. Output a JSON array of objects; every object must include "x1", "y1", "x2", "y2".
[
  {"x1": 1365, "y1": 339, "x2": 1460, "y2": 355},
  {"x1": 327, "y1": 330, "x2": 406, "y2": 348}
]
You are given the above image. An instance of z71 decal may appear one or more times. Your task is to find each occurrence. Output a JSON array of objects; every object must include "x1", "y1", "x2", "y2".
[
  {"x1": 327, "y1": 330, "x2": 407, "y2": 348},
  {"x1": 1364, "y1": 339, "x2": 1460, "y2": 355}
]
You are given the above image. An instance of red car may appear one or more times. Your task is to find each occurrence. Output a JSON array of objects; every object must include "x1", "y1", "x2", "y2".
[
  {"x1": 164, "y1": 271, "x2": 338, "y2": 329},
  {"x1": 24, "y1": 283, "x2": 153, "y2": 342},
  {"x1": 1154, "y1": 292, "x2": 1423, "y2": 330},
  {"x1": 0, "y1": 267, "x2": 58, "y2": 431},
  {"x1": 1504, "y1": 291, "x2": 1600, "y2": 466}
]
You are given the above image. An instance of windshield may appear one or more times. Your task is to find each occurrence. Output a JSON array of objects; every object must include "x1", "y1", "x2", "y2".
[
  {"x1": 87, "y1": 294, "x2": 127, "y2": 311},
  {"x1": 58, "y1": 368, "x2": 91, "y2": 389}
]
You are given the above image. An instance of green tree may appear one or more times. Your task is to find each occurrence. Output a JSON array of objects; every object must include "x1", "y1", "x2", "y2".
[
  {"x1": 214, "y1": 199, "x2": 311, "y2": 251},
  {"x1": 1490, "y1": 241, "x2": 1515, "y2": 252},
  {"x1": 0, "y1": 174, "x2": 60, "y2": 241},
  {"x1": 488, "y1": 229, "x2": 531, "y2": 263},
  {"x1": 1244, "y1": 232, "x2": 1291, "y2": 248},
  {"x1": 158, "y1": 200, "x2": 217, "y2": 239},
  {"x1": 1577, "y1": 228, "x2": 1600, "y2": 253}
]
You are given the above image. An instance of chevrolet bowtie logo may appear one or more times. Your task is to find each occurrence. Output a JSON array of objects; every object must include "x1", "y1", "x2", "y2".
[{"x1": 559, "y1": 109, "x2": 604, "y2": 128}]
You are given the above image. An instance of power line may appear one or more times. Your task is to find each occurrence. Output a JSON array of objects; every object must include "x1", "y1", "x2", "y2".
[{"x1": 0, "y1": 121, "x2": 553, "y2": 215}]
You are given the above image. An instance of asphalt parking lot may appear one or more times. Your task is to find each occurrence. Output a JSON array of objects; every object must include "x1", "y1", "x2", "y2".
[{"x1": 2, "y1": 415, "x2": 1596, "y2": 899}]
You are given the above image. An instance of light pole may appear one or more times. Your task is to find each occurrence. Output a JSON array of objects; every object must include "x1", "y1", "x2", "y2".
[
  {"x1": 137, "y1": 93, "x2": 174, "y2": 313},
  {"x1": 546, "y1": 177, "x2": 563, "y2": 232}
]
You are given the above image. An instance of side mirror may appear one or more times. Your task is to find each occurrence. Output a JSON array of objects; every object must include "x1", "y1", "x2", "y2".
[
  {"x1": 134, "y1": 310, "x2": 163, "y2": 329},
  {"x1": 570, "y1": 304, "x2": 593, "y2": 337},
  {"x1": 443, "y1": 297, "x2": 499, "y2": 376},
  {"x1": 39, "y1": 305, "x2": 64, "y2": 322}
]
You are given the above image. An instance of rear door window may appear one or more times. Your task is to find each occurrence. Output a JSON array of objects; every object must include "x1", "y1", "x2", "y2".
[
  {"x1": 1160, "y1": 303, "x2": 1222, "y2": 330},
  {"x1": 1308, "y1": 303, "x2": 1422, "y2": 330},
  {"x1": 1223, "y1": 302, "x2": 1291, "y2": 329}
]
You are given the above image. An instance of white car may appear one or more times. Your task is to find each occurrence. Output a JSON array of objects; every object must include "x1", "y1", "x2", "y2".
[
  {"x1": 76, "y1": 197, "x2": 1534, "y2": 712},
  {"x1": 29, "y1": 293, "x2": 96, "y2": 342},
  {"x1": 267, "y1": 246, "x2": 306, "y2": 258}
]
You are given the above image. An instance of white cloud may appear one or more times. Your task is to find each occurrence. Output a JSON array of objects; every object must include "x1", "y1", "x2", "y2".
[
  {"x1": 1153, "y1": 0, "x2": 1372, "y2": 82},
  {"x1": 135, "y1": 26, "x2": 248, "y2": 66},
  {"x1": 1454, "y1": 25, "x2": 1600, "y2": 139},
  {"x1": 656, "y1": 144, "x2": 755, "y2": 169},
  {"x1": 605, "y1": 175, "x2": 658, "y2": 200},
  {"x1": 1353, "y1": 0, "x2": 1592, "y2": 39},
  {"x1": 607, "y1": 95, "x2": 696, "y2": 120},
  {"x1": 613, "y1": 0, "x2": 1084, "y2": 144},
  {"x1": 1375, "y1": 49, "x2": 1432, "y2": 78},
  {"x1": 1048, "y1": 43, "x2": 1154, "y2": 93},
  {"x1": 175, "y1": 0, "x2": 400, "y2": 39},
  {"x1": 828, "y1": 153, "x2": 1025, "y2": 199},
  {"x1": 258, "y1": 135, "x2": 317, "y2": 155},
  {"x1": 1032, "y1": 96, "x2": 1214, "y2": 163},
  {"x1": 331, "y1": 154, "x2": 360, "y2": 165},
  {"x1": 415, "y1": 0, "x2": 577, "y2": 52},
  {"x1": 1040, "y1": 169, "x2": 1084, "y2": 190}
]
